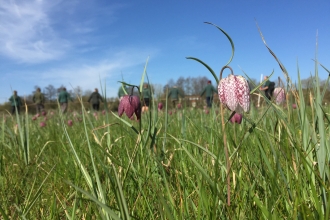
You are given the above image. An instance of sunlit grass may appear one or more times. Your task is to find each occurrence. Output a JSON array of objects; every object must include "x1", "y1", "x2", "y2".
[{"x1": 0, "y1": 79, "x2": 329, "y2": 219}]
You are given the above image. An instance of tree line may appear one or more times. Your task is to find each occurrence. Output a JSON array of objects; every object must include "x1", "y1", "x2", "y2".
[{"x1": 1, "y1": 75, "x2": 329, "y2": 114}]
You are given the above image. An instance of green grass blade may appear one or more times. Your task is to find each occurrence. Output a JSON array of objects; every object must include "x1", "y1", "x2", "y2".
[{"x1": 204, "y1": 21, "x2": 235, "y2": 67}]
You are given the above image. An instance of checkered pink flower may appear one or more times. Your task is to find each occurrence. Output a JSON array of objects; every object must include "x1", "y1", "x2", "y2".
[
  {"x1": 218, "y1": 74, "x2": 250, "y2": 113},
  {"x1": 273, "y1": 87, "x2": 285, "y2": 105},
  {"x1": 118, "y1": 95, "x2": 141, "y2": 120}
]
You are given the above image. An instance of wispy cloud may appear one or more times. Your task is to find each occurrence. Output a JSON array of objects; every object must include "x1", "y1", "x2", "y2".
[
  {"x1": 12, "y1": 47, "x2": 160, "y2": 95},
  {"x1": 0, "y1": 0, "x2": 70, "y2": 63}
]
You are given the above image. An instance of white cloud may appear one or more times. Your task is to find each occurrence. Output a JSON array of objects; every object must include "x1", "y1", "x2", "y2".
[
  {"x1": 32, "y1": 47, "x2": 159, "y2": 97},
  {"x1": 0, "y1": 0, "x2": 68, "y2": 63}
]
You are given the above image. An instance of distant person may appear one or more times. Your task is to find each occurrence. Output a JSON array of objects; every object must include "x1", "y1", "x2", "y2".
[
  {"x1": 118, "y1": 85, "x2": 128, "y2": 101},
  {"x1": 32, "y1": 88, "x2": 45, "y2": 113},
  {"x1": 260, "y1": 76, "x2": 275, "y2": 100},
  {"x1": 142, "y1": 83, "x2": 151, "y2": 112},
  {"x1": 58, "y1": 87, "x2": 73, "y2": 113},
  {"x1": 88, "y1": 88, "x2": 103, "y2": 111},
  {"x1": 9, "y1": 90, "x2": 22, "y2": 114},
  {"x1": 168, "y1": 85, "x2": 184, "y2": 108},
  {"x1": 200, "y1": 80, "x2": 217, "y2": 108}
]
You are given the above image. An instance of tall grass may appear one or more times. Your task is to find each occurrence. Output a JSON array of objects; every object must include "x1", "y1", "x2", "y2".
[{"x1": 0, "y1": 24, "x2": 329, "y2": 219}]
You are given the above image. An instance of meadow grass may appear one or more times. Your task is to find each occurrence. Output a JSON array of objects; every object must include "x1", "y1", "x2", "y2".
[
  {"x1": 0, "y1": 76, "x2": 329, "y2": 219},
  {"x1": 1, "y1": 23, "x2": 329, "y2": 219}
]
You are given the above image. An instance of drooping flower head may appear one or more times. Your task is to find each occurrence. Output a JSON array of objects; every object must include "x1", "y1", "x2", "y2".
[
  {"x1": 218, "y1": 66, "x2": 250, "y2": 113},
  {"x1": 118, "y1": 95, "x2": 141, "y2": 120},
  {"x1": 292, "y1": 103, "x2": 297, "y2": 109},
  {"x1": 68, "y1": 120, "x2": 73, "y2": 126},
  {"x1": 230, "y1": 113, "x2": 243, "y2": 124},
  {"x1": 273, "y1": 87, "x2": 285, "y2": 105},
  {"x1": 177, "y1": 103, "x2": 182, "y2": 109},
  {"x1": 158, "y1": 102, "x2": 163, "y2": 110},
  {"x1": 40, "y1": 121, "x2": 46, "y2": 127}
]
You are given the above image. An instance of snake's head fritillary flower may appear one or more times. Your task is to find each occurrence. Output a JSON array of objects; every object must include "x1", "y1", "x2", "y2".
[
  {"x1": 273, "y1": 87, "x2": 285, "y2": 105},
  {"x1": 102, "y1": 110, "x2": 106, "y2": 115},
  {"x1": 118, "y1": 95, "x2": 141, "y2": 120},
  {"x1": 218, "y1": 74, "x2": 250, "y2": 113},
  {"x1": 41, "y1": 111, "x2": 47, "y2": 116},
  {"x1": 158, "y1": 103, "x2": 163, "y2": 110},
  {"x1": 205, "y1": 109, "x2": 209, "y2": 114},
  {"x1": 230, "y1": 113, "x2": 243, "y2": 124},
  {"x1": 177, "y1": 103, "x2": 182, "y2": 109},
  {"x1": 32, "y1": 116, "x2": 37, "y2": 121},
  {"x1": 36, "y1": 113, "x2": 40, "y2": 118},
  {"x1": 292, "y1": 103, "x2": 297, "y2": 109},
  {"x1": 40, "y1": 121, "x2": 46, "y2": 127},
  {"x1": 68, "y1": 120, "x2": 73, "y2": 126}
]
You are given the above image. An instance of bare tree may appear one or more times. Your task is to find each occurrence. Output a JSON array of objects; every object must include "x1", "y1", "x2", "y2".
[
  {"x1": 44, "y1": 84, "x2": 57, "y2": 101},
  {"x1": 192, "y1": 76, "x2": 209, "y2": 95},
  {"x1": 151, "y1": 83, "x2": 163, "y2": 100},
  {"x1": 301, "y1": 76, "x2": 320, "y2": 89},
  {"x1": 73, "y1": 86, "x2": 83, "y2": 98}
]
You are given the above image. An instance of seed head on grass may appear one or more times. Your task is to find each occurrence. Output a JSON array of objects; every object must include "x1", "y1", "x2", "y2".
[{"x1": 118, "y1": 95, "x2": 141, "y2": 120}]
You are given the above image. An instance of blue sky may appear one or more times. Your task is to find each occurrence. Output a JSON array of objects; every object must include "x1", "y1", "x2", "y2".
[{"x1": 1, "y1": 0, "x2": 329, "y2": 103}]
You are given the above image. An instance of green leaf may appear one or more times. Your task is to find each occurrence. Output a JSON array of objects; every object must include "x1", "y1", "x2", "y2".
[
  {"x1": 186, "y1": 57, "x2": 218, "y2": 84},
  {"x1": 204, "y1": 21, "x2": 235, "y2": 67}
]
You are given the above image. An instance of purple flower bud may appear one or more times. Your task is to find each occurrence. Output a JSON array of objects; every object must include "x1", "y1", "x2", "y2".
[
  {"x1": 204, "y1": 109, "x2": 209, "y2": 114},
  {"x1": 36, "y1": 113, "x2": 40, "y2": 118},
  {"x1": 41, "y1": 111, "x2": 47, "y2": 116},
  {"x1": 230, "y1": 113, "x2": 243, "y2": 124},
  {"x1": 177, "y1": 103, "x2": 182, "y2": 109},
  {"x1": 218, "y1": 74, "x2": 250, "y2": 113},
  {"x1": 292, "y1": 103, "x2": 297, "y2": 109},
  {"x1": 158, "y1": 103, "x2": 163, "y2": 110},
  {"x1": 273, "y1": 87, "x2": 285, "y2": 105},
  {"x1": 68, "y1": 120, "x2": 73, "y2": 126},
  {"x1": 32, "y1": 116, "x2": 37, "y2": 121},
  {"x1": 118, "y1": 95, "x2": 141, "y2": 120},
  {"x1": 39, "y1": 121, "x2": 46, "y2": 127},
  {"x1": 102, "y1": 110, "x2": 106, "y2": 115}
]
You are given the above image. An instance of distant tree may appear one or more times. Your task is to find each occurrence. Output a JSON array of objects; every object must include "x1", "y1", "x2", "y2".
[
  {"x1": 151, "y1": 83, "x2": 163, "y2": 100},
  {"x1": 183, "y1": 77, "x2": 192, "y2": 95},
  {"x1": 192, "y1": 76, "x2": 209, "y2": 95},
  {"x1": 84, "y1": 89, "x2": 93, "y2": 97},
  {"x1": 44, "y1": 84, "x2": 57, "y2": 101},
  {"x1": 301, "y1": 76, "x2": 320, "y2": 89}
]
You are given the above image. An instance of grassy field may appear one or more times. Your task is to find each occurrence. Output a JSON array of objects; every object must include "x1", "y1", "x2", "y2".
[
  {"x1": 1, "y1": 23, "x2": 329, "y2": 219},
  {"x1": 0, "y1": 77, "x2": 329, "y2": 219}
]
